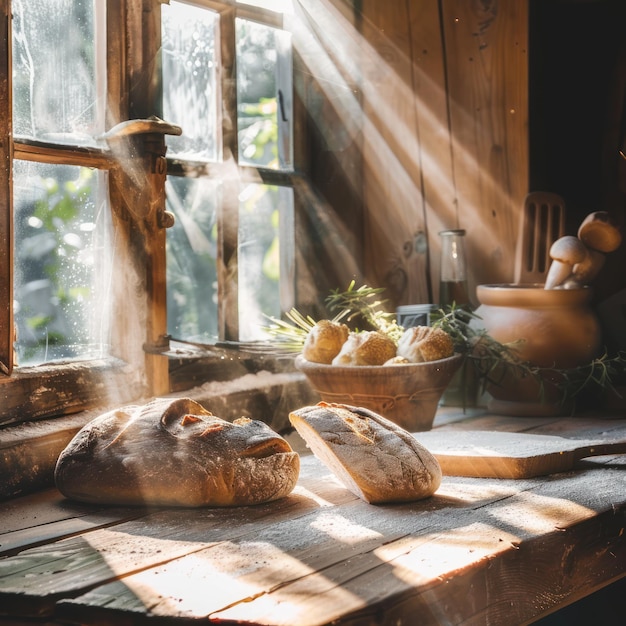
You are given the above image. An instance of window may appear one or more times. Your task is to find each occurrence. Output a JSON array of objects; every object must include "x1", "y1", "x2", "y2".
[
  {"x1": 0, "y1": 0, "x2": 303, "y2": 424},
  {"x1": 13, "y1": 162, "x2": 109, "y2": 365},
  {"x1": 10, "y1": 0, "x2": 108, "y2": 369},
  {"x1": 162, "y1": 0, "x2": 296, "y2": 345}
]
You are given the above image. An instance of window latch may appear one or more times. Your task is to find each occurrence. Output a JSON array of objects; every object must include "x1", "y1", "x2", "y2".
[{"x1": 102, "y1": 116, "x2": 182, "y2": 229}]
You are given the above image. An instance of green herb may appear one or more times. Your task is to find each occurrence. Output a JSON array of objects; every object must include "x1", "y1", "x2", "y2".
[
  {"x1": 325, "y1": 281, "x2": 404, "y2": 342},
  {"x1": 263, "y1": 281, "x2": 404, "y2": 347},
  {"x1": 262, "y1": 308, "x2": 321, "y2": 351}
]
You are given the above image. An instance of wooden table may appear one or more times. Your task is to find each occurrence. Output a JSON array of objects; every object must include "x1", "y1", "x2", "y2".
[{"x1": 1, "y1": 408, "x2": 625, "y2": 625}]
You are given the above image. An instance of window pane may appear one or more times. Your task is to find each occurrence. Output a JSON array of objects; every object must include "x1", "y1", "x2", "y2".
[
  {"x1": 12, "y1": 0, "x2": 103, "y2": 145},
  {"x1": 236, "y1": 19, "x2": 293, "y2": 171},
  {"x1": 166, "y1": 177, "x2": 220, "y2": 342},
  {"x1": 161, "y1": 1, "x2": 221, "y2": 162},
  {"x1": 13, "y1": 161, "x2": 110, "y2": 365},
  {"x1": 238, "y1": 183, "x2": 294, "y2": 341}
]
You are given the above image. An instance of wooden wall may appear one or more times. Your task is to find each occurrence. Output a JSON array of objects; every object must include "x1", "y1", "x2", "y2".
[{"x1": 358, "y1": 0, "x2": 529, "y2": 308}]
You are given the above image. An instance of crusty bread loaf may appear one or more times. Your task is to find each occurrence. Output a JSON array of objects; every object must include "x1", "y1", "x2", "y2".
[
  {"x1": 289, "y1": 402, "x2": 441, "y2": 503},
  {"x1": 55, "y1": 397, "x2": 300, "y2": 507}
]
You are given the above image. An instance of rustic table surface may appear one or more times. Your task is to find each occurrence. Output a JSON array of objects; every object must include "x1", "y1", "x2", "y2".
[{"x1": 1, "y1": 407, "x2": 625, "y2": 626}]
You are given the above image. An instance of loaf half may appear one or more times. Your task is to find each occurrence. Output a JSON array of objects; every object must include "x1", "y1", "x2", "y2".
[
  {"x1": 55, "y1": 397, "x2": 300, "y2": 507},
  {"x1": 289, "y1": 402, "x2": 441, "y2": 503}
]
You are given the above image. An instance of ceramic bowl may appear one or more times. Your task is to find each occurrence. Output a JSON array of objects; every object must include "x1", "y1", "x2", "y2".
[{"x1": 295, "y1": 353, "x2": 463, "y2": 432}]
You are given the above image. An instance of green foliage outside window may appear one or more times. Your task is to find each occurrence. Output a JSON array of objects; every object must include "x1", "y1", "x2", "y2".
[{"x1": 15, "y1": 166, "x2": 99, "y2": 364}]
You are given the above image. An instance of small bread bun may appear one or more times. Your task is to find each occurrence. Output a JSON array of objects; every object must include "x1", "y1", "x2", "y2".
[
  {"x1": 331, "y1": 331, "x2": 397, "y2": 366},
  {"x1": 55, "y1": 398, "x2": 300, "y2": 508},
  {"x1": 289, "y1": 402, "x2": 441, "y2": 503},
  {"x1": 396, "y1": 326, "x2": 454, "y2": 363},
  {"x1": 302, "y1": 319, "x2": 349, "y2": 364}
]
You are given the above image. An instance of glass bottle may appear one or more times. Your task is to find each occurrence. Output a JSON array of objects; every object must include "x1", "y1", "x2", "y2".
[
  {"x1": 438, "y1": 229, "x2": 476, "y2": 406},
  {"x1": 439, "y1": 229, "x2": 469, "y2": 307}
]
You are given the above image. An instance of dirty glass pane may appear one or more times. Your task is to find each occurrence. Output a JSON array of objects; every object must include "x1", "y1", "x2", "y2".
[
  {"x1": 166, "y1": 176, "x2": 220, "y2": 343},
  {"x1": 13, "y1": 161, "x2": 110, "y2": 365},
  {"x1": 238, "y1": 183, "x2": 294, "y2": 341},
  {"x1": 236, "y1": 19, "x2": 293, "y2": 170},
  {"x1": 12, "y1": 0, "x2": 103, "y2": 145},
  {"x1": 161, "y1": 1, "x2": 221, "y2": 162}
]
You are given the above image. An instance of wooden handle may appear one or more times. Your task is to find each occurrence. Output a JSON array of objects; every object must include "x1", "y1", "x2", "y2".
[{"x1": 573, "y1": 439, "x2": 626, "y2": 461}]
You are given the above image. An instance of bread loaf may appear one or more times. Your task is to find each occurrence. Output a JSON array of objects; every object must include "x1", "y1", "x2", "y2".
[
  {"x1": 55, "y1": 397, "x2": 300, "y2": 507},
  {"x1": 289, "y1": 402, "x2": 441, "y2": 503}
]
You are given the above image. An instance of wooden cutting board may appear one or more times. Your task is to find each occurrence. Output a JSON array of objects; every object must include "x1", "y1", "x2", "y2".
[{"x1": 413, "y1": 430, "x2": 626, "y2": 479}]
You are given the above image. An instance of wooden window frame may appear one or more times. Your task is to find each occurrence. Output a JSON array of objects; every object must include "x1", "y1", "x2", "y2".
[
  {"x1": 0, "y1": 0, "x2": 12, "y2": 378},
  {"x1": 0, "y1": 0, "x2": 170, "y2": 425}
]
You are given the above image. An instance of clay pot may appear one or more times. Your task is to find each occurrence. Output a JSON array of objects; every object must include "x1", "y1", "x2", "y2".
[
  {"x1": 295, "y1": 353, "x2": 463, "y2": 432},
  {"x1": 473, "y1": 284, "x2": 602, "y2": 416}
]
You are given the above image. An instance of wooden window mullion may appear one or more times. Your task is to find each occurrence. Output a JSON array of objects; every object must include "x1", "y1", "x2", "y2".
[
  {"x1": 0, "y1": 0, "x2": 13, "y2": 375},
  {"x1": 115, "y1": 0, "x2": 171, "y2": 395},
  {"x1": 217, "y1": 5, "x2": 239, "y2": 342}
]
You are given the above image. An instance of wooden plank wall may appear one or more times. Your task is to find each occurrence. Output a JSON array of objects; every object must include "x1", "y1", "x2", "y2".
[
  {"x1": 289, "y1": 1, "x2": 366, "y2": 317},
  {"x1": 358, "y1": 0, "x2": 529, "y2": 309}
]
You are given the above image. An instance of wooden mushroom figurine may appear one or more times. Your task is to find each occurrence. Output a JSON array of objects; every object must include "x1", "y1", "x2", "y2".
[
  {"x1": 544, "y1": 235, "x2": 587, "y2": 289},
  {"x1": 571, "y1": 211, "x2": 622, "y2": 286}
]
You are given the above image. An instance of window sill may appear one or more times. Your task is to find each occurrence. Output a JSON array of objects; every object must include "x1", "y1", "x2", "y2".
[
  {"x1": 0, "y1": 358, "x2": 145, "y2": 428},
  {"x1": 0, "y1": 369, "x2": 318, "y2": 501}
]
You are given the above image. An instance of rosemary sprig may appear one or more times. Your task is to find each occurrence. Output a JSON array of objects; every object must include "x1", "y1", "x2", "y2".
[
  {"x1": 262, "y1": 309, "x2": 320, "y2": 351},
  {"x1": 557, "y1": 351, "x2": 626, "y2": 402},
  {"x1": 263, "y1": 281, "x2": 405, "y2": 347},
  {"x1": 325, "y1": 280, "x2": 404, "y2": 342}
]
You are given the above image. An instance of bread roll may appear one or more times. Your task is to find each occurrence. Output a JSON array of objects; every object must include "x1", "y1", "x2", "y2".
[
  {"x1": 289, "y1": 402, "x2": 441, "y2": 503},
  {"x1": 302, "y1": 319, "x2": 349, "y2": 364},
  {"x1": 396, "y1": 326, "x2": 454, "y2": 363},
  {"x1": 331, "y1": 331, "x2": 397, "y2": 366},
  {"x1": 55, "y1": 398, "x2": 300, "y2": 507}
]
